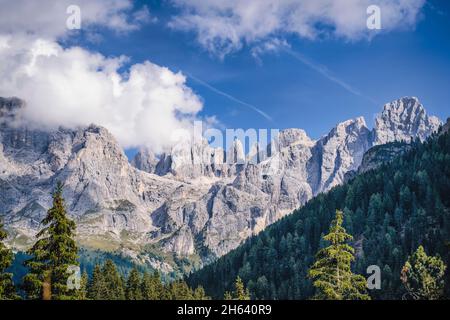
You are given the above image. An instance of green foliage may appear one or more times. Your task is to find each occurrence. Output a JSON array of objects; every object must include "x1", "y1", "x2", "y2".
[
  {"x1": 401, "y1": 245, "x2": 446, "y2": 300},
  {"x1": 188, "y1": 132, "x2": 450, "y2": 300},
  {"x1": 88, "y1": 264, "x2": 106, "y2": 299},
  {"x1": 126, "y1": 268, "x2": 142, "y2": 300},
  {"x1": 22, "y1": 182, "x2": 79, "y2": 300},
  {"x1": 308, "y1": 210, "x2": 369, "y2": 300},
  {"x1": 85, "y1": 259, "x2": 208, "y2": 300},
  {"x1": 166, "y1": 280, "x2": 196, "y2": 299},
  {"x1": 141, "y1": 271, "x2": 164, "y2": 300},
  {"x1": 224, "y1": 277, "x2": 250, "y2": 300},
  {"x1": 193, "y1": 286, "x2": 208, "y2": 300},
  {"x1": 234, "y1": 277, "x2": 250, "y2": 300},
  {"x1": 100, "y1": 259, "x2": 125, "y2": 300},
  {"x1": 223, "y1": 291, "x2": 233, "y2": 300},
  {"x1": 77, "y1": 271, "x2": 89, "y2": 300},
  {"x1": 0, "y1": 219, "x2": 18, "y2": 299},
  {"x1": 78, "y1": 247, "x2": 154, "y2": 279}
]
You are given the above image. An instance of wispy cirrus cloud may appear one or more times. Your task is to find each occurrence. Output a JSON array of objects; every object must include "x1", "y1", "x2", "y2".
[
  {"x1": 186, "y1": 72, "x2": 274, "y2": 122},
  {"x1": 285, "y1": 49, "x2": 378, "y2": 104},
  {"x1": 285, "y1": 49, "x2": 361, "y2": 97}
]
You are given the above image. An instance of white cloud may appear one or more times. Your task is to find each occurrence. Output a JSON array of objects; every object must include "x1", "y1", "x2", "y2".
[
  {"x1": 0, "y1": 0, "x2": 152, "y2": 39},
  {"x1": 0, "y1": 35, "x2": 203, "y2": 152},
  {"x1": 250, "y1": 38, "x2": 290, "y2": 62},
  {"x1": 0, "y1": 0, "x2": 207, "y2": 153},
  {"x1": 169, "y1": 0, "x2": 426, "y2": 57}
]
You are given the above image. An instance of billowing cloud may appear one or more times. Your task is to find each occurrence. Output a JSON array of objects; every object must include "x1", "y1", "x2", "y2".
[
  {"x1": 0, "y1": 0, "x2": 152, "y2": 39},
  {"x1": 169, "y1": 0, "x2": 426, "y2": 57},
  {"x1": 0, "y1": 0, "x2": 206, "y2": 153},
  {"x1": 0, "y1": 35, "x2": 203, "y2": 152}
]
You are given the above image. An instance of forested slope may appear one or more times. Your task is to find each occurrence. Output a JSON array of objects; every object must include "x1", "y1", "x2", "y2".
[{"x1": 187, "y1": 131, "x2": 450, "y2": 299}]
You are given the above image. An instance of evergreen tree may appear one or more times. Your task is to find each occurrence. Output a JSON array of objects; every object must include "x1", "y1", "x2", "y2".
[
  {"x1": 102, "y1": 259, "x2": 125, "y2": 300},
  {"x1": 126, "y1": 268, "x2": 142, "y2": 300},
  {"x1": 88, "y1": 263, "x2": 106, "y2": 299},
  {"x1": 167, "y1": 280, "x2": 194, "y2": 300},
  {"x1": 223, "y1": 291, "x2": 233, "y2": 300},
  {"x1": 141, "y1": 271, "x2": 164, "y2": 300},
  {"x1": 187, "y1": 134, "x2": 450, "y2": 299},
  {"x1": 255, "y1": 276, "x2": 270, "y2": 299},
  {"x1": 308, "y1": 210, "x2": 370, "y2": 300},
  {"x1": 193, "y1": 286, "x2": 209, "y2": 300},
  {"x1": 77, "y1": 271, "x2": 89, "y2": 300},
  {"x1": 401, "y1": 246, "x2": 446, "y2": 300},
  {"x1": 141, "y1": 272, "x2": 154, "y2": 300},
  {"x1": 22, "y1": 182, "x2": 78, "y2": 300},
  {"x1": 231, "y1": 277, "x2": 250, "y2": 300},
  {"x1": 0, "y1": 219, "x2": 17, "y2": 299}
]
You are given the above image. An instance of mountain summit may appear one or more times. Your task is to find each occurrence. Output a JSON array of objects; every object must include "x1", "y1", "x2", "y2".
[
  {"x1": 373, "y1": 97, "x2": 441, "y2": 145},
  {"x1": 0, "y1": 96, "x2": 442, "y2": 269}
]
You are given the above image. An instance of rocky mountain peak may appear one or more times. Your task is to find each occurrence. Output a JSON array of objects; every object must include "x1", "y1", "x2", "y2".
[
  {"x1": 0, "y1": 95, "x2": 444, "y2": 267},
  {"x1": 278, "y1": 128, "x2": 314, "y2": 149},
  {"x1": 0, "y1": 97, "x2": 24, "y2": 124},
  {"x1": 312, "y1": 116, "x2": 371, "y2": 192},
  {"x1": 329, "y1": 116, "x2": 368, "y2": 138},
  {"x1": 373, "y1": 96, "x2": 441, "y2": 145},
  {"x1": 131, "y1": 148, "x2": 159, "y2": 174}
]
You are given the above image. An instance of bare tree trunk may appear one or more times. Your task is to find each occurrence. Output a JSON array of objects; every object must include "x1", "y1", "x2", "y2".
[{"x1": 43, "y1": 274, "x2": 51, "y2": 300}]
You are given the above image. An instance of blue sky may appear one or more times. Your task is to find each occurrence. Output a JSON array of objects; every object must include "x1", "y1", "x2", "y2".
[
  {"x1": 77, "y1": 0, "x2": 449, "y2": 142},
  {"x1": 3, "y1": 0, "x2": 448, "y2": 158}
]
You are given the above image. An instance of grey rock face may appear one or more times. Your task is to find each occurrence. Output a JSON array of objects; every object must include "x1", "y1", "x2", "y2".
[
  {"x1": 310, "y1": 117, "x2": 371, "y2": 192},
  {"x1": 373, "y1": 97, "x2": 441, "y2": 145},
  {"x1": 130, "y1": 148, "x2": 159, "y2": 174},
  {"x1": 440, "y1": 118, "x2": 450, "y2": 136},
  {"x1": 0, "y1": 96, "x2": 442, "y2": 266},
  {"x1": 133, "y1": 136, "x2": 237, "y2": 181},
  {"x1": 358, "y1": 142, "x2": 412, "y2": 174}
]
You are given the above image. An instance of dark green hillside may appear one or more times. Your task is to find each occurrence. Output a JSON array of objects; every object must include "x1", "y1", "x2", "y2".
[{"x1": 187, "y1": 131, "x2": 450, "y2": 299}]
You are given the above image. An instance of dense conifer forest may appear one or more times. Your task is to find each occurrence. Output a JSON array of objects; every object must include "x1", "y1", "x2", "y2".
[
  {"x1": 187, "y1": 131, "x2": 450, "y2": 300},
  {"x1": 1, "y1": 131, "x2": 449, "y2": 300}
]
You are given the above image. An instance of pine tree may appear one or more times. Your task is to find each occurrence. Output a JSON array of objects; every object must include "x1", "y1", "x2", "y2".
[
  {"x1": 233, "y1": 277, "x2": 250, "y2": 300},
  {"x1": 102, "y1": 259, "x2": 125, "y2": 300},
  {"x1": 186, "y1": 133, "x2": 450, "y2": 300},
  {"x1": 141, "y1": 271, "x2": 164, "y2": 300},
  {"x1": 141, "y1": 272, "x2": 154, "y2": 300},
  {"x1": 22, "y1": 182, "x2": 79, "y2": 300},
  {"x1": 223, "y1": 291, "x2": 233, "y2": 300},
  {"x1": 308, "y1": 210, "x2": 370, "y2": 300},
  {"x1": 126, "y1": 268, "x2": 142, "y2": 300},
  {"x1": 401, "y1": 246, "x2": 446, "y2": 300},
  {"x1": 168, "y1": 280, "x2": 194, "y2": 300},
  {"x1": 0, "y1": 219, "x2": 17, "y2": 299},
  {"x1": 152, "y1": 271, "x2": 165, "y2": 299},
  {"x1": 88, "y1": 263, "x2": 106, "y2": 299},
  {"x1": 77, "y1": 271, "x2": 89, "y2": 300},
  {"x1": 193, "y1": 286, "x2": 209, "y2": 300}
]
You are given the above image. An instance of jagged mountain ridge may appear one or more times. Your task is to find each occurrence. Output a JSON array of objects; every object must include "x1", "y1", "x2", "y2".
[{"x1": 0, "y1": 96, "x2": 441, "y2": 270}]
